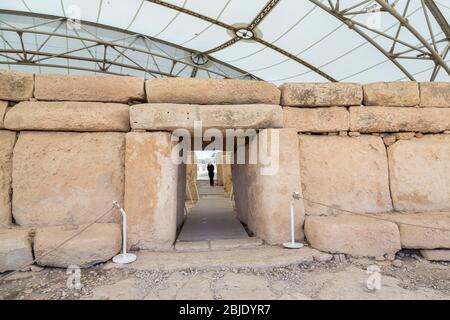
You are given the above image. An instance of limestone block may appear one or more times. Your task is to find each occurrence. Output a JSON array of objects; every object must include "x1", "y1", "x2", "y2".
[
  {"x1": 235, "y1": 129, "x2": 305, "y2": 244},
  {"x1": 375, "y1": 213, "x2": 450, "y2": 249},
  {"x1": 283, "y1": 107, "x2": 349, "y2": 132},
  {"x1": 388, "y1": 135, "x2": 450, "y2": 212},
  {"x1": 4, "y1": 101, "x2": 130, "y2": 132},
  {"x1": 421, "y1": 249, "x2": 450, "y2": 261},
  {"x1": 124, "y1": 132, "x2": 178, "y2": 250},
  {"x1": 305, "y1": 215, "x2": 401, "y2": 257},
  {"x1": 130, "y1": 103, "x2": 283, "y2": 131},
  {"x1": 34, "y1": 223, "x2": 121, "y2": 268},
  {"x1": 34, "y1": 74, "x2": 145, "y2": 103},
  {"x1": 363, "y1": 82, "x2": 419, "y2": 107},
  {"x1": 12, "y1": 132, "x2": 125, "y2": 226},
  {"x1": 0, "y1": 130, "x2": 16, "y2": 226},
  {"x1": 349, "y1": 106, "x2": 450, "y2": 133},
  {"x1": 145, "y1": 78, "x2": 280, "y2": 105},
  {"x1": 298, "y1": 135, "x2": 392, "y2": 215},
  {"x1": 0, "y1": 228, "x2": 33, "y2": 272},
  {"x1": 185, "y1": 153, "x2": 198, "y2": 201},
  {"x1": 280, "y1": 83, "x2": 362, "y2": 107},
  {"x1": 0, "y1": 101, "x2": 8, "y2": 128},
  {"x1": 420, "y1": 82, "x2": 450, "y2": 107},
  {"x1": 0, "y1": 70, "x2": 34, "y2": 101}
]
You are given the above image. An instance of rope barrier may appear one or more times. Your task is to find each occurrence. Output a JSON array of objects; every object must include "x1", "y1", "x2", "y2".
[
  {"x1": 298, "y1": 195, "x2": 450, "y2": 232},
  {"x1": 0, "y1": 205, "x2": 116, "y2": 282}
]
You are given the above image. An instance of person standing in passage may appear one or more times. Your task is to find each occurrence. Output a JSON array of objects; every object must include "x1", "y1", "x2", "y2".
[{"x1": 207, "y1": 162, "x2": 215, "y2": 186}]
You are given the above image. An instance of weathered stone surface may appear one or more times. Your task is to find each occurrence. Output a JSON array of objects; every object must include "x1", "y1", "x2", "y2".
[
  {"x1": 130, "y1": 104, "x2": 283, "y2": 131},
  {"x1": 388, "y1": 135, "x2": 450, "y2": 212},
  {"x1": 0, "y1": 131, "x2": 16, "y2": 226},
  {"x1": 209, "y1": 237, "x2": 263, "y2": 250},
  {"x1": 146, "y1": 78, "x2": 280, "y2": 105},
  {"x1": 0, "y1": 70, "x2": 34, "y2": 101},
  {"x1": 0, "y1": 101, "x2": 8, "y2": 129},
  {"x1": 12, "y1": 132, "x2": 125, "y2": 226},
  {"x1": 34, "y1": 223, "x2": 121, "y2": 268},
  {"x1": 175, "y1": 241, "x2": 209, "y2": 252},
  {"x1": 233, "y1": 129, "x2": 305, "y2": 244},
  {"x1": 298, "y1": 135, "x2": 392, "y2": 215},
  {"x1": 4, "y1": 101, "x2": 130, "y2": 132},
  {"x1": 280, "y1": 83, "x2": 362, "y2": 107},
  {"x1": 185, "y1": 152, "x2": 198, "y2": 201},
  {"x1": 420, "y1": 249, "x2": 450, "y2": 261},
  {"x1": 305, "y1": 215, "x2": 401, "y2": 257},
  {"x1": 124, "y1": 132, "x2": 178, "y2": 250},
  {"x1": 349, "y1": 106, "x2": 450, "y2": 133},
  {"x1": 283, "y1": 106, "x2": 349, "y2": 132},
  {"x1": 363, "y1": 82, "x2": 419, "y2": 107},
  {"x1": 34, "y1": 74, "x2": 145, "y2": 103},
  {"x1": 376, "y1": 212, "x2": 450, "y2": 249},
  {"x1": 420, "y1": 82, "x2": 450, "y2": 107},
  {"x1": 0, "y1": 228, "x2": 33, "y2": 272}
]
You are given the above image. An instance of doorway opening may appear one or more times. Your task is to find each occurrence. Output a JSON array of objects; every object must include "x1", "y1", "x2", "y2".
[{"x1": 176, "y1": 150, "x2": 257, "y2": 250}]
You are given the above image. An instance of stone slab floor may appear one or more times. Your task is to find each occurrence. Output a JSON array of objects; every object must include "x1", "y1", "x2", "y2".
[
  {"x1": 177, "y1": 182, "x2": 248, "y2": 242},
  {"x1": 0, "y1": 247, "x2": 449, "y2": 300}
]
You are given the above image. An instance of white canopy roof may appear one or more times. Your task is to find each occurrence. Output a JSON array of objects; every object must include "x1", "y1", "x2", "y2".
[{"x1": 0, "y1": 0, "x2": 449, "y2": 83}]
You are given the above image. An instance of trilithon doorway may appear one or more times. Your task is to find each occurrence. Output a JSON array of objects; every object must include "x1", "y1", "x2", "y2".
[{"x1": 176, "y1": 150, "x2": 254, "y2": 248}]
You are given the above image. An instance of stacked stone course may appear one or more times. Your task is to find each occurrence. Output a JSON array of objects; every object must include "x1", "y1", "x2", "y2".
[{"x1": 0, "y1": 70, "x2": 449, "y2": 272}]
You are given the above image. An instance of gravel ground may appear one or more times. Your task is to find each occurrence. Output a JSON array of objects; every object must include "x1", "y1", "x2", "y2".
[{"x1": 0, "y1": 251, "x2": 448, "y2": 300}]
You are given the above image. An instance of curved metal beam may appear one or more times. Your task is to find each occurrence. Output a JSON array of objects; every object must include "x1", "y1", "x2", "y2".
[
  {"x1": 423, "y1": 0, "x2": 450, "y2": 39},
  {"x1": 308, "y1": 0, "x2": 415, "y2": 80},
  {"x1": 375, "y1": 0, "x2": 450, "y2": 76}
]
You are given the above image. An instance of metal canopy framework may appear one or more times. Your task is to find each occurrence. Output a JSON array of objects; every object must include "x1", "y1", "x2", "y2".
[{"x1": 0, "y1": 0, "x2": 448, "y2": 83}]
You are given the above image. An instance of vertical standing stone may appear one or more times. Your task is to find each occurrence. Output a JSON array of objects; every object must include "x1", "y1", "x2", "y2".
[
  {"x1": 233, "y1": 129, "x2": 305, "y2": 244},
  {"x1": 186, "y1": 152, "x2": 198, "y2": 201},
  {"x1": 124, "y1": 132, "x2": 179, "y2": 250},
  {"x1": 0, "y1": 131, "x2": 16, "y2": 226}
]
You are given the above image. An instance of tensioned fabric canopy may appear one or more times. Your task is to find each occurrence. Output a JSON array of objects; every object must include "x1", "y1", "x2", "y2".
[{"x1": 0, "y1": 0, "x2": 448, "y2": 84}]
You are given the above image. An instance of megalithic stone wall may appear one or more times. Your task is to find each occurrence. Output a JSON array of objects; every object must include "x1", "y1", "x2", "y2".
[{"x1": 0, "y1": 70, "x2": 449, "y2": 266}]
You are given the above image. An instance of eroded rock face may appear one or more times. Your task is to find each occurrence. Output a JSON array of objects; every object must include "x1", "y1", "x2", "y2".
[
  {"x1": 124, "y1": 132, "x2": 178, "y2": 250},
  {"x1": 305, "y1": 215, "x2": 401, "y2": 257},
  {"x1": 34, "y1": 223, "x2": 121, "y2": 268},
  {"x1": 233, "y1": 129, "x2": 305, "y2": 244},
  {"x1": 298, "y1": 135, "x2": 393, "y2": 216},
  {"x1": 34, "y1": 74, "x2": 145, "y2": 103},
  {"x1": 349, "y1": 106, "x2": 450, "y2": 133},
  {"x1": 363, "y1": 82, "x2": 419, "y2": 107},
  {"x1": 12, "y1": 132, "x2": 125, "y2": 227},
  {"x1": 388, "y1": 135, "x2": 450, "y2": 212},
  {"x1": 130, "y1": 103, "x2": 283, "y2": 131},
  {"x1": 420, "y1": 82, "x2": 450, "y2": 107},
  {"x1": 0, "y1": 101, "x2": 8, "y2": 129},
  {"x1": 283, "y1": 107, "x2": 349, "y2": 132},
  {"x1": 280, "y1": 83, "x2": 362, "y2": 107},
  {"x1": 375, "y1": 212, "x2": 450, "y2": 249},
  {"x1": 4, "y1": 101, "x2": 130, "y2": 132},
  {"x1": 145, "y1": 78, "x2": 281, "y2": 105},
  {"x1": 0, "y1": 130, "x2": 16, "y2": 226},
  {"x1": 421, "y1": 249, "x2": 450, "y2": 261},
  {"x1": 0, "y1": 228, "x2": 33, "y2": 272},
  {"x1": 0, "y1": 70, "x2": 34, "y2": 101}
]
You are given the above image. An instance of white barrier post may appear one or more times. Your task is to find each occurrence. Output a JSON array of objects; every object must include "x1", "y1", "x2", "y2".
[
  {"x1": 283, "y1": 192, "x2": 304, "y2": 249},
  {"x1": 112, "y1": 201, "x2": 137, "y2": 264}
]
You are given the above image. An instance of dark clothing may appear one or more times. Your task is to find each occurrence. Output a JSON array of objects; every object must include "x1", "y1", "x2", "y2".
[{"x1": 207, "y1": 164, "x2": 215, "y2": 186}]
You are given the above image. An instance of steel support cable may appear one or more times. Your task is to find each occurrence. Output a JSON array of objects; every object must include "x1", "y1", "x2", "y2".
[
  {"x1": 0, "y1": 205, "x2": 116, "y2": 282},
  {"x1": 298, "y1": 195, "x2": 450, "y2": 232}
]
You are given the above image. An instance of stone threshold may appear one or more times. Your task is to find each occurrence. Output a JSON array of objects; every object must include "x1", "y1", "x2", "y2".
[
  {"x1": 174, "y1": 237, "x2": 263, "y2": 252},
  {"x1": 102, "y1": 245, "x2": 328, "y2": 272}
]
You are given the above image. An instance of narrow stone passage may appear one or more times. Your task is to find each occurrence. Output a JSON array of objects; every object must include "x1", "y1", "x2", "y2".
[{"x1": 177, "y1": 182, "x2": 248, "y2": 242}]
